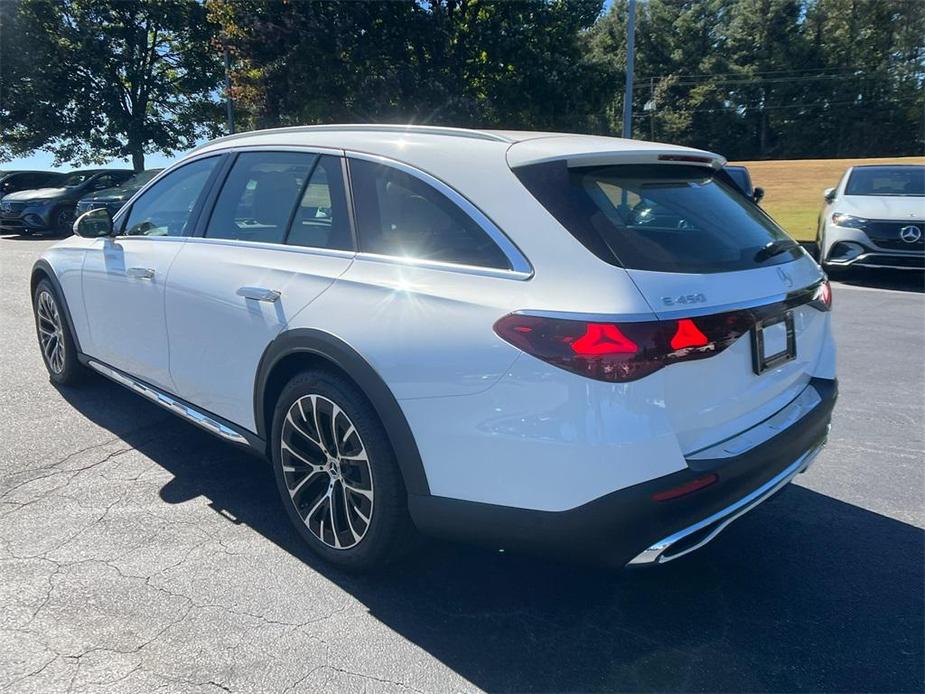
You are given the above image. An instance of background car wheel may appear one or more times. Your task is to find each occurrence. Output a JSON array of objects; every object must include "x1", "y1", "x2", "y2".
[
  {"x1": 54, "y1": 206, "x2": 75, "y2": 234},
  {"x1": 33, "y1": 279, "x2": 85, "y2": 385},
  {"x1": 271, "y1": 369, "x2": 417, "y2": 570}
]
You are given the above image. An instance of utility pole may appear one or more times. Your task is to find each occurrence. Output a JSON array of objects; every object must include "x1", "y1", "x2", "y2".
[
  {"x1": 622, "y1": 0, "x2": 637, "y2": 139},
  {"x1": 223, "y1": 41, "x2": 235, "y2": 135}
]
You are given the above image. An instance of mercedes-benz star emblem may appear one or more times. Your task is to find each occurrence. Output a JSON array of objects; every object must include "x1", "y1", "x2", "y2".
[
  {"x1": 899, "y1": 225, "x2": 922, "y2": 244},
  {"x1": 776, "y1": 267, "x2": 794, "y2": 288}
]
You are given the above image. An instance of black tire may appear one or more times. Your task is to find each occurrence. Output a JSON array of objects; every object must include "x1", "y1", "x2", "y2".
[
  {"x1": 33, "y1": 279, "x2": 85, "y2": 385},
  {"x1": 53, "y1": 206, "x2": 76, "y2": 234},
  {"x1": 270, "y1": 369, "x2": 416, "y2": 570}
]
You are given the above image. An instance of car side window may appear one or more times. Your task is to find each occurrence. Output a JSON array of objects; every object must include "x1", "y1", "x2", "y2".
[
  {"x1": 123, "y1": 157, "x2": 220, "y2": 237},
  {"x1": 287, "y1": 155, "x2": 352, "y2": 251},
  {"x1": 205, "y1": 151, "x2": 316, "y2": 244},
  {"x1": 349, "y1": 159, "x2": 511, "y2": 269}
]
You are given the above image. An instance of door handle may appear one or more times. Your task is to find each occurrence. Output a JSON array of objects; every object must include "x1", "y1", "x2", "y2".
[
  {"x1": 236, "y1": 286, "x2": 281, "y2": 302},
  {"x1": 127, "y1": 267, "x2": 155, "y2": 280}
]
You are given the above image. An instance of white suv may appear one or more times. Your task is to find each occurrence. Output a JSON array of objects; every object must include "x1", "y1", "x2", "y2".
[
  {"x1": 32, "y1": 125, "x2": 837, "y2": 569},
  {"x1": 817, "y1": 164, "x2": 924, "y2": 273}
]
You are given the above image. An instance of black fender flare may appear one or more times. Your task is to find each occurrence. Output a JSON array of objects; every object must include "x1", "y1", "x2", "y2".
[
  {"x1": 31, "y1": 259, "x2": 83, "y2": 354},
  {"x1": 253, "y1": 328, "x2": 430, "y2": 496}
]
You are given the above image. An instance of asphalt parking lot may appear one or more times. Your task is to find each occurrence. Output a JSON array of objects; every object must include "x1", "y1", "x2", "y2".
[{"x1": 1, "y1": 233, "x2": 922, "y2": 693}]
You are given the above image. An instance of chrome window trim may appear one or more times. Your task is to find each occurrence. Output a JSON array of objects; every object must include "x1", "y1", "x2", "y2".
[
  {"x1": 182, "y1": 235, "x2": 356, "y2": 260},
  {"x1": 345, "y1": 151, "x2": 533, "y2": 277},
  {"x1": 354, "y1": 251, "x2": 531, "y2": 280}
]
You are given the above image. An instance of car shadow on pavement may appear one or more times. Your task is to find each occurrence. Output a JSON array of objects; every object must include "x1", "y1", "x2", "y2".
[{"x1": 58, "y1": 378, "x2": 924, "y2": 693}]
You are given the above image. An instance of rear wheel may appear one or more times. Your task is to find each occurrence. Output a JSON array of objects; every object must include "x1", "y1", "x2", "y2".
[
  {"x1": 270, "y1": 369, "x2": 415, "y2": 570},
  {"x1": 33, "y1": 279, "x2": 85, "y2": 385}
]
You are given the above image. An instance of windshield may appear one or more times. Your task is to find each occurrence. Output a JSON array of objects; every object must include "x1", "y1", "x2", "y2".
[
  {"x1": 845, "y1": 167, "x2": 924, "y2": 197},
  {"x1": 61, "y1": 172, "x2": 96, "y2": 187},
  {"x1": 514, "y1": 162, "x2": 798, "y2": 273}
]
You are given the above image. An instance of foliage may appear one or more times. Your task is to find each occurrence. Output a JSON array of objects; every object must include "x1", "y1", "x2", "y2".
[
  {"x1": 587, "y1": 0, "x2": 924, "y2": 159},
  {"x1": 1, "y1": 0, "x2": 922, "y2": 166},
  {"x1": 207, "y1": 0, "x2": 614, "y2": 133},
  {"x1": 0, "y1": 0, "x2": 224, "y2": 170}
]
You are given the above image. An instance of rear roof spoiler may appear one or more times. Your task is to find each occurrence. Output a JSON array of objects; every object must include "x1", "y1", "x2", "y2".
[{"x1": 506, "y1": 135, "x2": 726, "y2": 170}]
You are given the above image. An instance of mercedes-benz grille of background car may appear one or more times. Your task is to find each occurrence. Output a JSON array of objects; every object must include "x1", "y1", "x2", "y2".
[{"x1": 899, "y1": 225, "x2": 922, "y2": 244}]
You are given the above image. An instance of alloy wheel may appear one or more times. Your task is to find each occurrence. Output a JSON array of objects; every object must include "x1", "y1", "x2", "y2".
[
  {"x1": 37, "y1": 290, "x2": 65, "y2": 374},
  {"x1": 280, "y1": 394, "x2": 374, "y2": 550}
]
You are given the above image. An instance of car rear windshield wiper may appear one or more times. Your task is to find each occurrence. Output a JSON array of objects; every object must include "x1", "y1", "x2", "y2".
[{"x1": 754, "y1": 239, "x2": 799, "y2": 263}]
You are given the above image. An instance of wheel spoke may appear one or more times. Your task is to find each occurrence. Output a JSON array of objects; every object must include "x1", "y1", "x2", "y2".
[{"x1": 288, "y1": 469, "x2": 325, "y2": 499}]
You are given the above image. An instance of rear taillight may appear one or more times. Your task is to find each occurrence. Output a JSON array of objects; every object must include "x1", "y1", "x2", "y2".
[
  {"x1": 811, "y1": 280, "x2": 832, "y2": 311},
  {"x1": 493, "y1": 312, "x2": 750, "y2": 383}
]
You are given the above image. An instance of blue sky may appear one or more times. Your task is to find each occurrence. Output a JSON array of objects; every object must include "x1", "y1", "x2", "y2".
[{"x1": 2, "y1": 150, "x2": 181, "y2": 172}]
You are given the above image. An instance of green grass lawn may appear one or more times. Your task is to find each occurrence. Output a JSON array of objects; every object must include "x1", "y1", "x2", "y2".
[{"x1": 731, "y1": 156, "x2": 925, "y2": 241}]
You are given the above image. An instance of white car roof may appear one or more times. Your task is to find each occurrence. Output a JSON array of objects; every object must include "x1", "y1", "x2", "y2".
[{"x1": 192, "y1": 124, "x2": 724, "y2": 169}]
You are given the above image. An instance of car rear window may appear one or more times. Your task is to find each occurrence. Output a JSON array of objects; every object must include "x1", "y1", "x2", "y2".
[{"x1": 514, "y1": 162, "x2": 800, "y2": 273}]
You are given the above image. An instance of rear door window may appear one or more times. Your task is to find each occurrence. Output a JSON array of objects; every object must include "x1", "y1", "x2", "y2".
[
  {"x1": 349, "y1": 158, "x2": 511, "y2": 269},
  {"x1": 514, "y1": 162, "x2": 799, "y2": 273},
  {"x1": 205, "y1": 152, "x2": 317, "y2": 244}
]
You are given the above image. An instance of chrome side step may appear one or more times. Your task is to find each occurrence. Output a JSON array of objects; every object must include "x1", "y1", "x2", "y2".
[
  {"x1": 627, "y1": 439, "x2": 827, "y2": 566},
  {"x1": 88, "y1": 360, "x2": 249, "y2": 445}
]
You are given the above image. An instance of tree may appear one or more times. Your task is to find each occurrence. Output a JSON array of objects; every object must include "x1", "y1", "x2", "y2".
[
  {"x1": 208, "y1": 0, "x2": 614, "y2": 134},
  {"x1": 0, "y1": 0, "x2": 224, "y2": 171}
]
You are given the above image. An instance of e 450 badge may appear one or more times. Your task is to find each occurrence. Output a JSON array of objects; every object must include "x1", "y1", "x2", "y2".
[{"x1": 661, "y1": 293, "x2": 707, "y2": 307}]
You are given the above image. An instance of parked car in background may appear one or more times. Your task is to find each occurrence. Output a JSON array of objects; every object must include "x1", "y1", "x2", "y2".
[
  {"x1": 75, "y1": 169, "x2": 164, "y2": 219},
  {"x1": 0, "y1": 168, "x2": 133, "y2": 235},
  {"x1": 817, "y1": 164, "x2": 924, "y2": 273},
  {"x1": 32, "y1": 125, "x2": 835, "y2": 570},
  {"x1": 724, "y1": 165, "x2": 765, "y2": 204},
  {"x1": 0, "y1": 171, "x2": 66, "y2": 197}
]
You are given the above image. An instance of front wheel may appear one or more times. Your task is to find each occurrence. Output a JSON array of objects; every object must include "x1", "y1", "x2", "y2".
[
  {"x1": 33, "y1": 280, "x2": 85, "y2": 385},
  {"x1": 53, "y1": 206, "x2": 76, "y2": 234},
  {"x1": 270, "y1": 369, "x2": 416, "y2": 570}
]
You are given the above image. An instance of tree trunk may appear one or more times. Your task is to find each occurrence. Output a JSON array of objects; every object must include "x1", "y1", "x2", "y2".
[{"x1": 131, "y1": 149, "x2": 145, "y2": 173}]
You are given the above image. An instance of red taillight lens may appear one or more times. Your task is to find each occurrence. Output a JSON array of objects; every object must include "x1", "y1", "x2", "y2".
[
  {"x1": 670, "y1": 318, "x2": 709, "y2": 350},
  {"x1": 811, "y1": 280, "x2": 832, "y2": 311},
  {"x1": 571, "y1": 323, "x2": 638, "y2": 355},
  {"x1": 651, "y1": 473, "x2": 719, "y2": 502}
]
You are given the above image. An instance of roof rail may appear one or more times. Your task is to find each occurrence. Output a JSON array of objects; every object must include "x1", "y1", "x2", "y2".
[{"x1": 194, "y1": 124, "x2": 514, "y2": 152}]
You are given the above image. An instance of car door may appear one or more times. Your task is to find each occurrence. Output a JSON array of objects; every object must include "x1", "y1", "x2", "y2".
[
  {"x1": 80, "y1": 155, "x2": 224, "y2": 390},
  {"x1": 165, "y1": 150, "x2": 355, "y2": 430}
]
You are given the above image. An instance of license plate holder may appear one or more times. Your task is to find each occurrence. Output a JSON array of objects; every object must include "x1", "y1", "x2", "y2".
[{"x1": 751, "y1": 311, "x2": 796, "y2": 375}]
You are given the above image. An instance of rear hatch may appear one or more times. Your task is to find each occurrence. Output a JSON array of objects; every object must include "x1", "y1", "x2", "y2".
[{"x1": 509, "y1": 141, "x2": 829, "y2": 453}]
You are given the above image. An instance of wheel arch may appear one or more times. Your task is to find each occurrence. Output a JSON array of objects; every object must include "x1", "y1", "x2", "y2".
[
  {"x1": 254, "y1": 329, "x2": 430, "y2": 496},
  {"x1": 31, "y1": 259, "x2": 82, "y2": 353}
]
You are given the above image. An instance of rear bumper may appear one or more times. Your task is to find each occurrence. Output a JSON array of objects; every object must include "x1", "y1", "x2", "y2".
[{"x1": 408, "y1": 377, "x2": 837, "y2": 567}]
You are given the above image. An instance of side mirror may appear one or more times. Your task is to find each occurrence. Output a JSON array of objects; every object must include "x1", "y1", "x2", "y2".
[
  {"x1": 752, "y1": 187, "x2": 765, "y2": 204},
  {"x1": 823, "y1": 187, "x2": 836, "y2": 203},
  {"x1": 73, "y1": 207, "x2": 113, "y2": 238}
]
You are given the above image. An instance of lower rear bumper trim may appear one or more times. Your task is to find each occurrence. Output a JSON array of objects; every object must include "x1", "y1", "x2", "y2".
[{"x1": 627, "y1": 437, "x2": 826, "y2": 566}]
